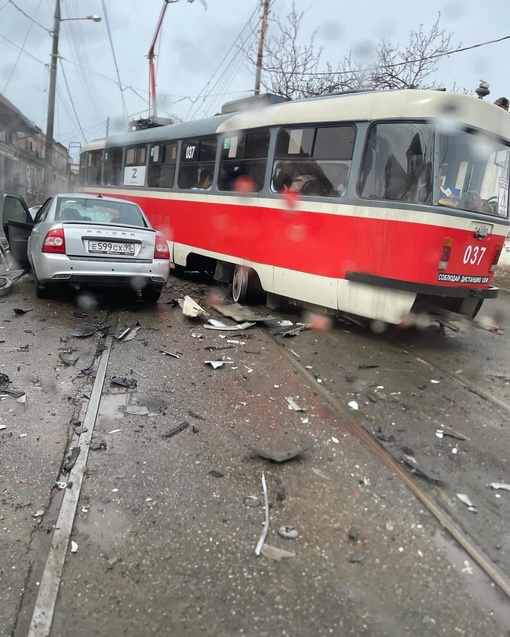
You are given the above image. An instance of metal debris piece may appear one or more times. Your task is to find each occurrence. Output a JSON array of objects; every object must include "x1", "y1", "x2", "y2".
[
  {"x1": 348, "y1": 400, "x2": 359, "y2": 410},
  {"x1": 62, "y1": 447, "x2": 80, "y2": 473},
  {"x1": 204, "y1": 321, "x2": 256, "y2": 331},
  {"x1": 16, "y1": 394, "x2": 26, "y2": 405},
  {"x1": 490, "y1": 483, "x2": 510, "y2": 492},
  {"x1": 255, "y1": 472, "x2": 269, "y2": 556},
  {"x1": 116, "y1": 327, "x2": 131, "y2": 341},
  {"x1": 205, "y1": 360, "x2": 234, "y2": 369},
  {"x1": 70, "y1": 541, "x2": 78, "y2": 553},
  {"x1": 246, "y1": 444, "x2": 311, "y2": 464},
  {"x1": 180, "y1": 295, "x2": 209, "y2": 318},
  {"x1": 403, "y1": 456, "x2": 443, "y2": 484},
  {"x1": 160, "y1": 350, "x2": 180, "y2": 358},
  {"x1": 278, "y1": 526, "x2": 299, "y2": 539},
  {"x1": 0, "y1": 424, "x2": 6, "y2": 431},
  {"x1": 285, "y1": 397, "x2": 305, "y2": 412},
  {"x1": 358, "y1": 364, "x2": 380, "y2": 369},
  {"x1": 188, "y1": 410, "x2": 205, "y2": 421},
  {"x1": 73, "y1": 311, "x2": 87, "y2": 319},
  {"x1": 70, "y1": 324, "x2": 96, "y2": 338},
  {"x1": 0, "y1": 388, "x2": 25, "y2": 398},
  {"x1": 261, "y1": 544, "x2": 295, "y2": 561},
  {"x1": 55, "y1": 481, "x2": 67, "y2": 490},
  {"x1": 278, "y1": 325, "x2": 306, "y2": 337},
  {"x1": 108, "y1": 429, "x2": 121, "y2": 435},
  {"x1": 59, "y1": 351, "x2": 79, "y2": 366},
  {"x1": 208, "y1": 469, "x2": 224, "y2": 478},
  {"x1": 348, "y1": 552, "x2": 365, "y2": 563},
  {"x1": 162, "y1": 421, "x2": 189, "y2": 438},
  {"x1": 312, "y1": 467, "x2": 330, "y2": 480},
  {"x1": 74, "y1": 426, "x2": 88, "y2": 435},
  {"x1": 244, "y1": 496, "x2": 261, "y2": 507},
  {"x1": 456, "y1": 493, "x2": 477, "y2": 513},
  {"x1": 32, "y1": 509, "x2": 45, "y2": 518},
  {"x1": 111, "y1": 376, "x2": 137, "y2": 389},
  {"x1": 211, "y1": 303, "x2": 268, "y2": 322},
  {"x1": 125, "y1": 405, "x2": 149, "y2": 416},
  {"x1": 120, "y1": 327, "x2": 142, "y2": 342},
  {"x1": 13, "y1": 307, "x2": 33, "y2": 315}
]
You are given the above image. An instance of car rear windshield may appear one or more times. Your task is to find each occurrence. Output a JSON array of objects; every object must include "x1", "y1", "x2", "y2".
[{"x1": 56, "y1": 199, "x2": 148, "y2": 227}]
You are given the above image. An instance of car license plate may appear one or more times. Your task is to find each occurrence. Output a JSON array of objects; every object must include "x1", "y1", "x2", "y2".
[{"x1": 88, "y1": 241, "x2": 135, "y2": 255}]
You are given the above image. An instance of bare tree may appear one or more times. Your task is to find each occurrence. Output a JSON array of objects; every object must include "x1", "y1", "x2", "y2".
[{"x1": 250, "y1": 4, "x2": 460, "y2": 99}]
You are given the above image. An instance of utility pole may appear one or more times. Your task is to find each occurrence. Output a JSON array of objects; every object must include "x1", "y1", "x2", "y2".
[
  {"x1": 254, "y1": 0, "x2": 270, "y2": 96},
  {"x1": 106, "y1": 116, "x2": 110, "y2": 137},
  {"x1": 43, "y1": 0, "x2": 61, "y2": 199}
]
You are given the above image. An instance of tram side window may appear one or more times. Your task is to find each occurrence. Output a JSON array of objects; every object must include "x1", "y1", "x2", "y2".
[
  {"x1": 272, "y1": 126, "x2": 355, "y2": 197},
  {"x1": 358, "y1": 122, "x2": 434, "y2": 204},
  {"x1": 79, "y1": 154, "x2": 87, "y2": 184},
  {"x1": 218, "y1": 131, "x2": 269, "y2": 192},
  {"x1": 148, "y1": 143, "x2": 177, "y2": 188},
  {"x1": 103, "y1": 148, "x2": 123, "y2": 186},
  {"x1": 178, "y1": 137, "x2": 217, "y2": 190},
  {"x1": 86, "y1": 150, "x2": 103, "y2": 185},
  {"x1": 123, "y1": 145, "x2": 148, "y2": 186}
]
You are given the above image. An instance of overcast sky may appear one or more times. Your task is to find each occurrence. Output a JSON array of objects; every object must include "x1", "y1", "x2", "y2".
[{"x1": 1, "y1": 0, "x2": 510, "y2": 153}]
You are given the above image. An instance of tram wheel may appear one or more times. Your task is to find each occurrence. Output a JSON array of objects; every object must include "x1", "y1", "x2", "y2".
[{"x1": 232, "y1": 265, "x2": 249, "y2": 303}]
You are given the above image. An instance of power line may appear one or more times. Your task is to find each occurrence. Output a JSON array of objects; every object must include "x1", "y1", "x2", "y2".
[
  {"x1": 100, "y1": 0, "x2": 128, "y2": 120},
  {"x1": 58, "y1": 57, "x2": 87, "y2": 143},
  {"x1": 264, "y1": 34, "x2": 510, "y2": 77},
  {"x1": 0, "y1": 31, "x2": 47, "y2": 65},
  {"x1": 6, "y1": 0, "x2": 50, "y2": 33},
  {"x1": 3, "y1": 0, "x2": 44, "y2": 93},
  {"x1": 186, "y1": 1, "x2": 260, "y2": 119}
]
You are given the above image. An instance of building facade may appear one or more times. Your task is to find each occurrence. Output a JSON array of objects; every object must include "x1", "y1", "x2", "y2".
[{"x1": 0, "y1": 93, "x2": 76, "y2": 205}]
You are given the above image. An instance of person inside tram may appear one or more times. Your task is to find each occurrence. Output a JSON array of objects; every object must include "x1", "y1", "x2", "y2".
[{"x1": 273, "y1": 161, "x2": 334, "y2": 196}]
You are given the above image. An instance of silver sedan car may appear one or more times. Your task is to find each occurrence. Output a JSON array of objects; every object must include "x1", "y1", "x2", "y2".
[{"x1": 9, "y1": 193, "x2": 170, "y2": 302}]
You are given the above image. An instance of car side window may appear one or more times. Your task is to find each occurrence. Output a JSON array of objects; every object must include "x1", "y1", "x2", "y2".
[{"x1": 4, "y1": 196, "x2": 29, "y2": 223}]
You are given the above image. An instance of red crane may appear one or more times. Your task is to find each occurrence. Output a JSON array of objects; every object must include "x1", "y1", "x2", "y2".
[{"x1": 148, "y1": 0, "x2": 206, "y2": 121}]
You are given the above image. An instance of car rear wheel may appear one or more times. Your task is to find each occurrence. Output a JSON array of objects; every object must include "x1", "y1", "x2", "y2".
[
  {"x1": 34, "y1": 272, "x2": 50, "y2": 299},
  {"x1": 141, "y1": 284, "x2": 163, "y2": 303}
]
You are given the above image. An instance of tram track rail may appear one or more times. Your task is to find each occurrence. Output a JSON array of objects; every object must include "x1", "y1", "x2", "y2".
[{"x1": 266, "y1": 323, "x2": 510, "y2": 602}]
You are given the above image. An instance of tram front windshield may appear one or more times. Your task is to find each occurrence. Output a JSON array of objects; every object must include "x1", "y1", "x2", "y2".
[{"x1": 439, "y1": 129, "x2": 510, "y2": 218}]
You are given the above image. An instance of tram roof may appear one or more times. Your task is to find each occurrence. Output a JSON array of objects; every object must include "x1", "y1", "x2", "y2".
[{"x1": 100, "y1": 89, "x2": 510, "y2": 149}]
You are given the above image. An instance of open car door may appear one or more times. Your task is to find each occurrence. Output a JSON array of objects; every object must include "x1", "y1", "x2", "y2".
[{"x1": 7, "y1": 220, "x2": 33, "y2": 269}]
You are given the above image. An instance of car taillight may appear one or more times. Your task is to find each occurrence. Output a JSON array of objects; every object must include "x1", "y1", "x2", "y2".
[
  {"x1": 490, "y1": 244, "x2": 504, "y2": 272},
  {"x1": 438, "y1": 238, "x2": 453, "y2": 270},
  {"x1": 42, "y1": 228, "x2": 66, "y2": 254},
  {"x1": 154, "y1": 234, "x2": 170, "y2": 260}
]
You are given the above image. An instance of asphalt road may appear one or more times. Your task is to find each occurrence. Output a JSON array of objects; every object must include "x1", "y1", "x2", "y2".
[{"x1": 1, "y1": 270, "x2": 510, "y2": 637}]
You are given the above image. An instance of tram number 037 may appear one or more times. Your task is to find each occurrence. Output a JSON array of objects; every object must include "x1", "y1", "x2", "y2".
[{"x1": 463, "y1": 245, "x2": 486, "y2": 265}]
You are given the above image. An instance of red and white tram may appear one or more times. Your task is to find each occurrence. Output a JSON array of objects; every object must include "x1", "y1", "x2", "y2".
[{"x1": 79, "y1": 90, "x2": 510, "y2": 324}]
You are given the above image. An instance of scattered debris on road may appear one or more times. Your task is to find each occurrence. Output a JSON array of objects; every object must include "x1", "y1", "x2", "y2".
[
  {"x1": 246, "y1": 444, "x2": 312, "y2": 464},
  {"x1": 70, "y1": 541, "x2": 78, "y2": 553},
  {"x1": 59, "y1": 351, "x2": 79, "y2": 366},
  {"x1": 160, "y1": 350, "x2": 180, "y2": 358},
  {"x1": 490, "y1": 482, "x2": 510, "y2": 492},
  {"x1": 348, "y1": 552, "x2": 365, "y2": 563},
  {"x1": 261, "y1": 544, "x2": 295, "y2": 560},
  {"x1": 278, "y1": 526, "x2": 299, "y2": 539},
  {"x1": 62, "y1": 446, "x2": 80, "y2": 473},
  {"x1": 180, "y1": 295, "x2": 209, "y2": 318},
  {"x1": 403, "y1": 456, "x2": 443, "y2": 484},
  {"x1": 162, "y1": 421, "x2": 189, "y2": 438},
  {"x1": 205, "y1": 359, "x2": 234, "y2": 369},
  {"x1": 204, "y1": 321, "x2": 256, "y2": 332},
  {"x1": 70, "y1": 324, "x2": 96, "y2": 338},
  {"x1": 13, "y1": 307, "x2": 32, "y2": 315},
  {"x1": 456, "y1": 493, "x2": 478, "y2": 513},
  {"x1": 244, "y1": 496, "x2": 261, "y2": 507},
  {"x1": 208, "y1": 469, "x2": 224, "y2": 478},
  {"x1": 111, "y1": 376, "x2": 137, "y2": 389},
  {"x1": 286, "y1": 396, "x2": 305, "y2": 411},
  {"x1": 255, "y1": 472, "x2": 269, "y2": 556}
]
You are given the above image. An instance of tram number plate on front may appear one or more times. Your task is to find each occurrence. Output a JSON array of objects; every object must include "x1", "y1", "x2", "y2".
[{"x1": 88, "y1": 241, "x2": 135, "y2": 255}]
